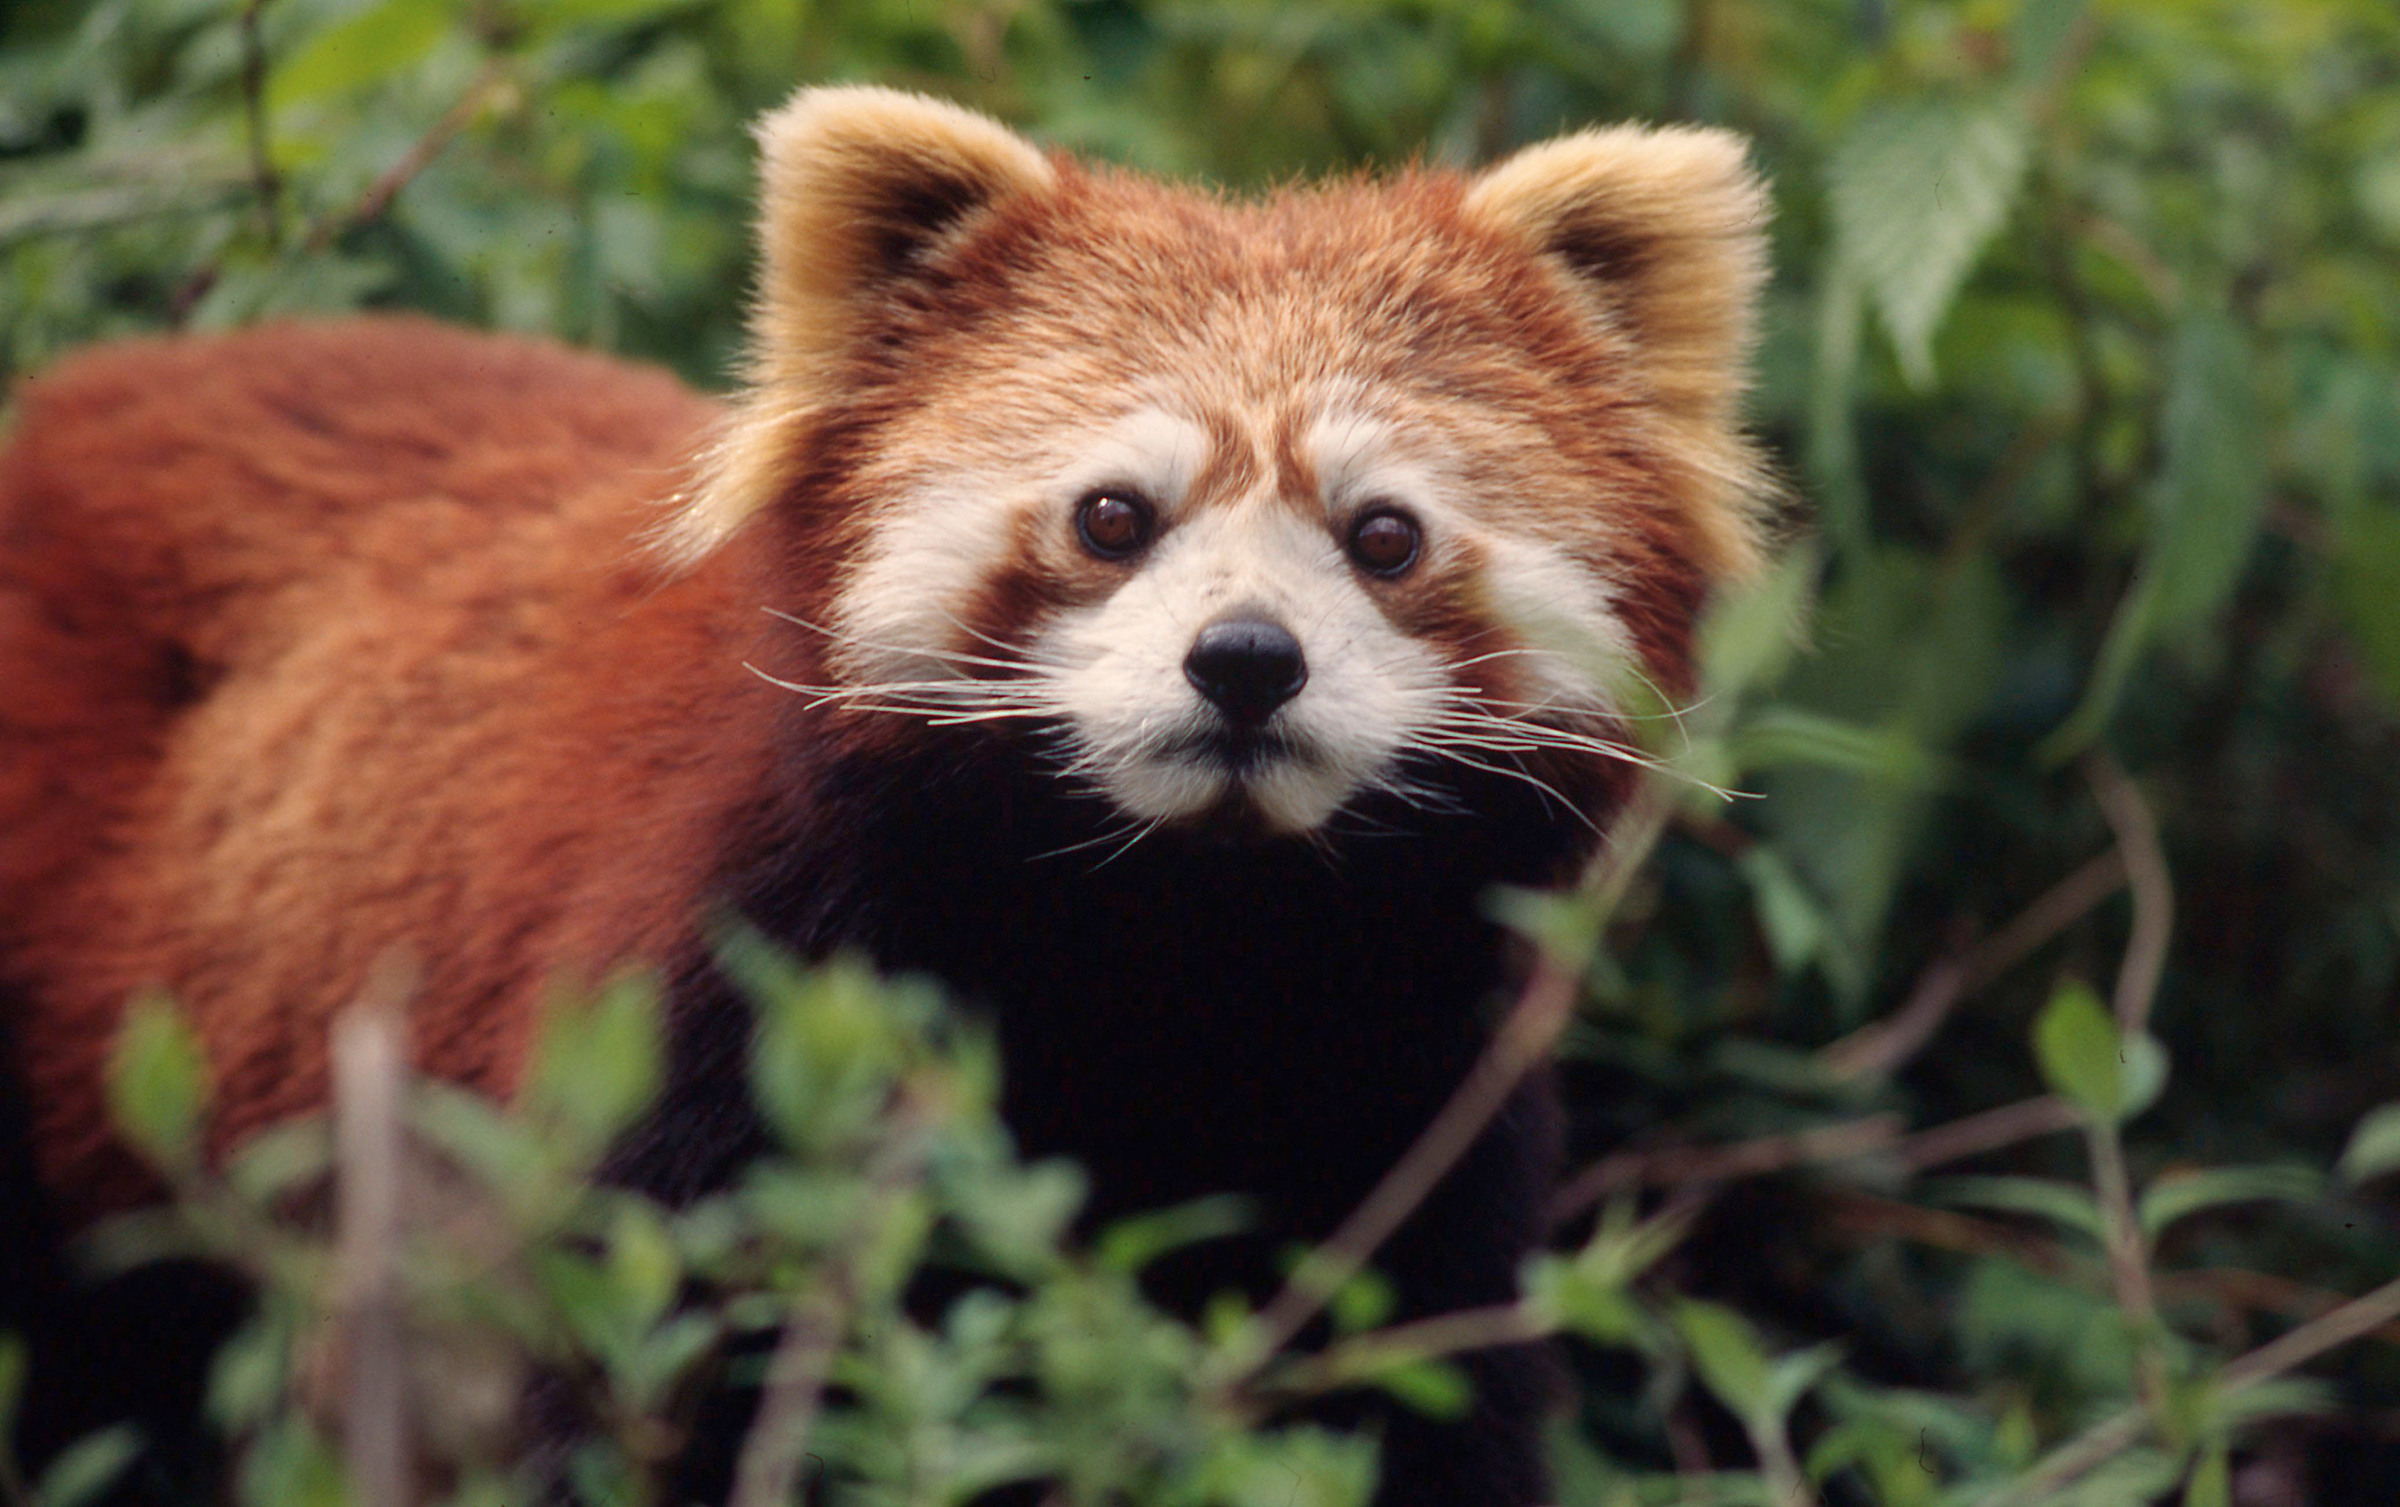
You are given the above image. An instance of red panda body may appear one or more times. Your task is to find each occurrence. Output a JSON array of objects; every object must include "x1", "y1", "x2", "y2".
[
  {"x1": 0, "y1": 319, "x2": 779, "y2": 1220},
  {"x1": 0, "y1": 88, "x2": 1773, "y2": 1504}
]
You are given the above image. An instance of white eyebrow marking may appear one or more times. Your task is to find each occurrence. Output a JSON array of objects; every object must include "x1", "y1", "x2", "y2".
[
  {"x1": 1303, "y1": 407, "x2": 1443, "y2": 521},
  {"x1": 1052, "y1": 406, "x2": 1210, "y2": 517}
]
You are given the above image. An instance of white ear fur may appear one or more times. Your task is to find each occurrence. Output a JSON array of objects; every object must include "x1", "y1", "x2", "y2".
[
  {"x1": 1465, "y1": 126, "x2": 1773, "y2": 576},
  {"x1": 667, "y1": 87, "x2": 1055, "y2": 557}
]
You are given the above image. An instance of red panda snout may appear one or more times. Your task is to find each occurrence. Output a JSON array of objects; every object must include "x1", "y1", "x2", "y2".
[{"x1": 1180, "y1": 614, "x2": 1307, "y2": 725}]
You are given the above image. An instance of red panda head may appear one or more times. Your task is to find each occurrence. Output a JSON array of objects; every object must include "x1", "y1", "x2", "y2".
[{"x1": 679, "y1": 87, "x2": 1774, "y2": 841}]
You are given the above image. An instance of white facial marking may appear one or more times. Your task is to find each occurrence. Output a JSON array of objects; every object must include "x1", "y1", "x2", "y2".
[
  {"x1": 823, "y1": 395, "x2": 1639, "y2": 837},
  {"x1": 1037, "y1": 502, "x2": 1454, "y2": 831},
  {"x1": 831, "y1": 406, "x2": 1207, "y2": 688}
]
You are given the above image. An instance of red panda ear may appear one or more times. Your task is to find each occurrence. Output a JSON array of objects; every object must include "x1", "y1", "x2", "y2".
[
  {"x1": 750, "y1": 86, "x2": 1056, "y2": 387},
  {"x1": 669, "y1": 88, "x2": 1054, "y2": 556},
  {"x1": 1463, "y1": 125, "x2": 1773, "y2": 577}
]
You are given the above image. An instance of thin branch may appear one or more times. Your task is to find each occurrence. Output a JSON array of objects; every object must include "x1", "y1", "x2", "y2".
[
  {"x1": 1825, "y1": 1192, "x2": 2400, "y2": 1351},
  {"x1": 727, "y1": 1086, "x2": 937, "y2": 1507},
  {"x1": 1219, "y1": 775, "x2": 1678, "y2": 1389},
  {"x1": 2162, "y1": 1268, "x2": 2400, "y2": 1352},
  {"x1": 1975, "y1": 1408, "x2": 2149, "y2": 1507},
  {"x1": 2221, "y1": 1274, "x2": 2400, "y2": 1393},
  {"x1": 1228, "y1": 953, "x2": 1581, "y2": 1384},
  {"x1": 1978, "y1": 1273, "x2": 2400, "y2": 1506},
  {"x1": 728, "y1": 1281, "x2": 849, "y2": 1507},
  {"x1": 1895, "y1": 1095, "x2": 2081, "y2": 1172},
  {"x1": 2085, "y1": 752, "x2": 2172, "y2": 1036},
  {"x1": 332, "y1": 958, "x2": 418, "y2": 1507},
  {"x1": 1260, "y1": 1302, "x2": 1552, "y2": 1399},
  {"x1": 1551, "y1": 1115, "x2": 1905, "y2": 1225},
  {"x1": 1817, "y1": 850, "x2": 2126, "y2": 1081},
  {"x1": 2085, "y1": 1120, "x2": 2170, "y2": 1411},
  {"x1": 1551, "y1": 1094, "x2": 2083, "y2": 1229},
  {"x1": 302, "y1": 62, "x2": 510, "y2": 253}
]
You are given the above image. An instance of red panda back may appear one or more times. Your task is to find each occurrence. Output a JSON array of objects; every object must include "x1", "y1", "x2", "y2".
[{"x1": 0, "y1": 317, "x2": 777, "y2": 1219}]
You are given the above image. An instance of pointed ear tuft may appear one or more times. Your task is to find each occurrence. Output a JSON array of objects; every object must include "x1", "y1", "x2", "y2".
[
  {"x1": 1465, "y1": 124, "x2": 1773, "y2": 576},
  {"x1": 1465, "y1": 126, "x2": 1768, "y2": 433},
  {"x1": 667, "y1": 88, "x2": 1054, "y2": 556},
  {"x1": 751, "y1": 86, "x2": 1056, "y2": 386}
]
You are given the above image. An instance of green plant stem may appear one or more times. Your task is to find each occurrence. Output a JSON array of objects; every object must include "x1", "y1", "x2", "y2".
[
  {"x1": 2086, "y1": 753, "x2": 2173, "y2": 1037},
  {"x1": 1212, "y1": 774, "x2": 1677, "y2": 1393},
  {"x1": 2085, "y1": 1118, "x2": 2171, "y2": 1415},
  {"x1": 1749, "y1": 1417, "x2": 1816, "y2": 1507},
  {"x1": 2219, "y1": 1273, "x2": 2400, "y2": 1391},
  {"x1": 726, "y1": 1085, "x2": 939, "y2": 1507}
]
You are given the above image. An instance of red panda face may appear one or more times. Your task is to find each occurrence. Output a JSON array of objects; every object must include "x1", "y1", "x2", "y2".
[{"x1": 683, "y1": 88, "x2": 1776, "y2": 841}]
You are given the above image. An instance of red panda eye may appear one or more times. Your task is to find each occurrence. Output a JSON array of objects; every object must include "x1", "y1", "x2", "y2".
[
  {"x1": 1076, "y1": 491, "x2": 1153, "y2": 559},
  {"x1": 1348, "y1": 508, "x2": 1420, "y2": 576}
]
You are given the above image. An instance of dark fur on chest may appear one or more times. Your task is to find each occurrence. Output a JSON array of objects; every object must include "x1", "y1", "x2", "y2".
[{"x1": 613, "y1": 724, "x2": 1599, "y2": 1505}]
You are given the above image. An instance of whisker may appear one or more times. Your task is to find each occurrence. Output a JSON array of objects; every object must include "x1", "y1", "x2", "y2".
[
  {"x1": 1415, "y1": 746, "x2": 1601, "y2": 835},
  {"x1": 760, "y1": 607, "x2": 1051, "y2": 677},
  {"x1": 1084, "y1": 814, "x2": 1169, "y2": 872}
]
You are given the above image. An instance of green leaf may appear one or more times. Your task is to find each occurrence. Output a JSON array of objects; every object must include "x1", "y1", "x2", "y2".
[
  {"x1": 2337, "y1": 1102, "x2": 2400, "y2": 1185},
  {"x1": 223, "y1": 1121, "x2": 332, "y2": 1211},
  {"x1": 2032, "y1": 978, "x2": 2166, "y2": 1123},
  {"x1": 33, "y1": 1426, "x2": 140, "y2": 1507},
  {"x1": 2183, "y1": 1445, "x2": 2230, "y2": 1507},
  {"x1": 205, "y1": 1317, "x2": 291, "y2": 1432},
  {"x1": 2137, "y1": 1163, "x2": 2322, "y2": 1239},
  {"x1": 1093, "y1": 1194, "x2": 1252, "y2": 1274},
  {"x1": 106, "y1": 993, "x2": 211, "y2": 1176},
  {"x1": 1762, "y1": 1341, "x2": 1845, "y2": 1424},
  {"x1": 1932, "y1": 1174, "x2": 2105, "y2": 1239},
  {"x1": 1483, "y1": 886, "x2": 1602, "y2": 974},
  {"x1": 413, "y1": 1082, "x2": 562, "y2": 1226},
  {"x1": 746, "y1": 957, "x2": 902, "y2": 1156},
  {"x1": 605, "y1": 1198, "x2": 682, "y2": 1336},
  {"x1": 1729, "y1": 707, "x2": 1945, "y2": 786},
  {"x1": 1697, "y1": 543, "x2": 1817, "y2": 699},
  {"x1": 1521, "y1": 1254, "x2": 1647, "y2": 1348},
  {"x1": 1737, "y1": 844, "x2": 1828, "y2": 975},
  {"x1": 268, "y1": 0, "x2": 454, "y2": 112},
  {"x1": 946, "y1": 1158, "x2": 1085, "y2": 1277},
  {"x1": 2143, "y1": 316, "x2": 2271, "y2": 632},
  {"x1": 521, "y1": 973, "x2": 664, "y2": 1162},
  {"x1": 522, "y1": 0, "x2": 704, "y2": 39},
  {"x1": 1364, "y1": 1356, "x2": 1472, "y2": 1419},
  {"x1": 566, "y1": 1440, "x2": 641, "y2": 1507},
  {"x1": 1671, "y1": 1298, "x2": 1773, "y2": 1423},
  {"x1": 1329, "y1": 1269, "x2": 1396, "y2": 1335},
  {"x1": 622, "y1": 1312, "x2": 720, "y2": 1415},
  {"x1": 1827, "y1": 97, "x2": 2033, "y2": 387},
  {"x1": 2044, "y1": 315, "x2": 2267, "y2": 760},
  {"x1": 2119, "y1": 1030, "x2": 2170, "y2": 1122},
  {"x1": 531, "y1": 1247, "x2": 622, "y2": 1360},
  {"x1": 2009, "y1": 0, "x2": 2088, "y2": 88}
]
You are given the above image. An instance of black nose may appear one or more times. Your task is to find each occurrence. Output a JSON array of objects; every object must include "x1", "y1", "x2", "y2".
[{"x1": 1183, "y1": 616, "x2": 1307, "y2": 724}]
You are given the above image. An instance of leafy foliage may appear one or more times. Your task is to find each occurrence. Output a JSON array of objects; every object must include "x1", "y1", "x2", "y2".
[{"x1": 7, "y1": 0, "x2": 2400, "y2": 1502}]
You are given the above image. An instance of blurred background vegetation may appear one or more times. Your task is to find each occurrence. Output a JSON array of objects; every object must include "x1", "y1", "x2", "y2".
[{"x1": 5, "y1": 0, "x2": 2400, "y2": 1502}]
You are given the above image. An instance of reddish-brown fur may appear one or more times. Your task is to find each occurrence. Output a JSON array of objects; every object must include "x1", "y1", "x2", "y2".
[{"x1": 0, "y1": 319, "x2": 781, "y2": 1220}]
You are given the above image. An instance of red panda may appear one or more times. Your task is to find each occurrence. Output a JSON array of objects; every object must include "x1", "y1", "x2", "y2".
[{"x1": 0, "y1": 87, "x2": 1771, "y2": 1503}]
